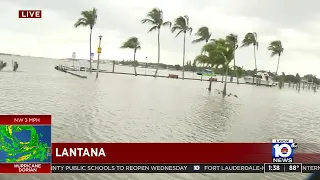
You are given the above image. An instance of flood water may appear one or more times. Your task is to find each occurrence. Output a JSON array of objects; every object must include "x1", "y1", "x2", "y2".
[{"x1": 1, "y1": 55, "x2": 319, "y2": 180}]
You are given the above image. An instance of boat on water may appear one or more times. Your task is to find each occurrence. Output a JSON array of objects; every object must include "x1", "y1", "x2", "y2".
[
  {"x1": 197, "y1": 69, "x2": 216, "y2": 76},
  {"x1": 244, "y1": 71, "x2": 275, "y2": 86}
]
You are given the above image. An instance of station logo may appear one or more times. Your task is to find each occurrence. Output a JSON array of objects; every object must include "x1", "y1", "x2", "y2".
[{"x1": 272, "y1": 139, "x2": 297, "y2": 163}]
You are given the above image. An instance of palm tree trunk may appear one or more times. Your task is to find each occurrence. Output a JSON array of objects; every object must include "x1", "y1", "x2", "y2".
[
  {"x1": 133, "y1": 50, "x2": 137, "y2": 76},
  {"x1": 96, "y1": 37, "x2": 102, "y2": 78},
  {"x1": 253, "y1": 45, "x2": 257, "y2": 70},
  {"x1": 223, "y1": 65, "x2": 228, "y2": 96},
  {"x1": 252, "y1": 46, "x2": 257, "y2": 84},
  {"x1": 154, "y1": 28, "x2": 160, "y2": 77},
  {"x1": 89, "y1": 27, "x2": 93, "y2": 73},
  {"x1": 275, "y1": 55, "x2": 281, "y2": 75},
  {"x1": 208, "y1": 65, "x2": 214, "y2": 91},
  {"x1": 182, "y1": 32, "x2": 186, "y2": 79},
  {"x1": 234, "y1": 50, "x2": 239, "y2": 84}
]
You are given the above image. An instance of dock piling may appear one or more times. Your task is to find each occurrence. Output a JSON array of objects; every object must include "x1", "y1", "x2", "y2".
[{"x1": 112, "y1": 61, "x2": 115, "y2": 72}]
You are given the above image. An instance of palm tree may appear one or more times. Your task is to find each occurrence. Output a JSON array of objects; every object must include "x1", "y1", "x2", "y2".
[
  {"x1": 194, "y1": 38, "x2": 234, "y2": 95},
  {"x1": 74, "y1": 8, "x2": 98, "y2": 73},
  {"x1": 268, "y1": 40, "x2": 284, "y2": 75},
  {"x1": 120, "y1": 37, "x2": 141, "y2": 76},
  {"x1": 192, "y1": 26, "x2": 212, "y2": 44},
  {"x1": 226, "y1": 33, "x2": 239, "y2": 83},
  {"x1": 171, "y1": 15, "x2": 193, "y2": 79},
  {"x1": 241, "y1": 32, "x2": 258, "y2": 70},
  {"x1": 141, "y1": 8, "x2": 171, "y2": 77}
]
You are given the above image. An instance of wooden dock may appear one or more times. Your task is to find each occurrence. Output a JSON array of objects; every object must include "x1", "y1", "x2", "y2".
[{"x1": 55, "y1": 65, "x2": 87, "y2": 79}]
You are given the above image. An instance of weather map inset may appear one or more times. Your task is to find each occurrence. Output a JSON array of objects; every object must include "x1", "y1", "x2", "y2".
[{"x1": 0, "y1": 125, "x2": 51, "y2": 163}]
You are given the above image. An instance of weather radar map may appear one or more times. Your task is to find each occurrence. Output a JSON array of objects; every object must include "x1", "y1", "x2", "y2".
[{"x1": 0, "y1": 125, "x2": 51, "y2": 163}]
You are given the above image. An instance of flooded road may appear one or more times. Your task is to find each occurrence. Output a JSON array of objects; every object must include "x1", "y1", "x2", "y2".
[{"x1": 0, "y1": 55, "x2": 319, "y2": 179}]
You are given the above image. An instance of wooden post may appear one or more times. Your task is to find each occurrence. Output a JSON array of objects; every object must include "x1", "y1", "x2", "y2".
[
  {"x1": 112, "y1": 61, "x2": 115, "y2": 72},
  {"x1": 208, "y1": 79, "x2": 212, "y2": 91}
]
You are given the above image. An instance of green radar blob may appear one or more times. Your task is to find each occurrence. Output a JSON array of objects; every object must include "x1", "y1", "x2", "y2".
[{"x1": 0, "y1": 125, "x2": 49, "y2": 163}]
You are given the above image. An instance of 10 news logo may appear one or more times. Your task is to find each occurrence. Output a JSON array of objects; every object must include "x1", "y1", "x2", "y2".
[
  {"x1": 272, "y1": 139, "x2": 297, "y2": 163},
  {"x1": 18, "y1": 10, "x2": 42, "y2": 18}
]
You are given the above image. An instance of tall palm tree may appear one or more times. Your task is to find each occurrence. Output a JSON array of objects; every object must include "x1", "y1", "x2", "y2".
[
  {"x1": 141, "y1": 8, "x2": 171, "y2": 77},
  {"x1": 268, "y1": 40, "x2": 284, "y2": 75},
  {"x1": 171, "y1": 15, "x2": 192, "y2": 79},
  {"x1": 192, "y1": 26, "x2": 212, "y2": 44},
  {"x1": 226, "y1": 33, "x2": 239, "y2": 83},
  {"x1": 194, "y1": 38, "x2": 234, "y2": 95},
  {"x1": 120, "y1": 37, "x2": 141, "y2": 76},
  {"x1": 74, "y1": 8, "x2": 98, "y2": 73},
  {"x1": 241, "y1": 32, "x2": 258, "y2": 70},
  {"x1": 192, "y1": 26, "x2": 214, "y2": 80}
]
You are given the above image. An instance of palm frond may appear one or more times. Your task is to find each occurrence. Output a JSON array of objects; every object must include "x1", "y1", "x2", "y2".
[
  {"x1": 187, "y1": 27, "x2": 193, "y2": 35},
  {"x1": 241, "y1": 32, "x2": 257, "y2": 48},
  {"x1": 148, "y1": 26, "x2": 158, "y2": 33},
  {"x1": 253, "y1": 32, "x2": 258, "y2": 40},
  {"x1": 74, "y1": 18, "x2": 88, "y2": 27},
  {"x1": 141, "y1": 18, "x2": 156, "y2": 24},
  {"x1": 146, "y1": 8, "x2": 163, "y2": 25},
  {"x1": 268, "y1": 40, "x2": 284, "y2": 57},
  {"x1": 162, "y1": 21, "x2": 172, "y2": 27},
  {"x1": 210, "y1": 39, "x2": 216, "y2": 42},
  {"x1": 75, "y1": 8, "x2": 97, "y2": 28},
  {"x1": 91, "y1": 8, "x2": 98, "y2": 27},
  {"x1": 240, "y1": 42, "x2": 251, "y2": 47},
  {"x1": 226, "y1": 33, "x2": 238, "y2": 49},
  {"x1": 120, "y1": 37, "x2": 141, "y2": 51},
  {"x1": 173, "y1": 16, "x2": 187, "y2": 30},
  {"x1": 194, "y1": 26, "x2": 211, "y2": 43},
  {"x1": 142, "y1": 8, "x2": 170, "y2": 34},
  {"x1": 194, "y1": 54, "x2": 210, "y2": 65},
  {"x1": 174, "y1": 29, "x2": 184, "y2": 37},
  {"x1": 172, "y1": 15, "x2": 192, "y2": 37},
  {"x1": 192, "y1": 37, "x2": 205, "y2": 44},
  {"x1": 171, "y1": 25, "x2": 182, "y2": 33},
  {"x1": 270, "y1": 51, "x2": 278, "y2": 57},
  {"x1": 183, "y1": 15, "x2": 190, "y2": 26}
]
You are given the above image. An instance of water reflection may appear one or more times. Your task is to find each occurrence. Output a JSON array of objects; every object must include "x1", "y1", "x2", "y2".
[{"x1": 0, "y1": 55, "x2": 317, "y2": 180}]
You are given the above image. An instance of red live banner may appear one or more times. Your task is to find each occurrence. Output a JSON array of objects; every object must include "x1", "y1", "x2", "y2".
[{"x1": 52, "y1": 143, "x2": 269, "y2": 163}]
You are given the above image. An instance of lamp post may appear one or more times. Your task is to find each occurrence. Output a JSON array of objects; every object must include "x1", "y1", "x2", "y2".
[
  {"x1": 145, "y1": 56, "x2": 148, "y2": 75},
  {"x1": 96, "y1": 35, "x2": 102, "y2": 78}
]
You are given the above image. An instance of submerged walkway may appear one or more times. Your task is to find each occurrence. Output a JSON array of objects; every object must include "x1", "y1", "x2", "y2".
[
  {"x1": 99, "y1": 71, "x2": 246, "y2": 84},
  {"x1": 54, "y1": 65, "x2": 87, "y2": 79}
]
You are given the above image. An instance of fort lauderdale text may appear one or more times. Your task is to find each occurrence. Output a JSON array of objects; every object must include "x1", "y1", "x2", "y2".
[{"x1": 55, "y1": 148, "x2": 106, "y2": 157}]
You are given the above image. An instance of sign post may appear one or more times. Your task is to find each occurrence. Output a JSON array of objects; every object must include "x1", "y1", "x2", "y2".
[{"x1": 96, "y1": 36, "x2": 103, "y2": 78}]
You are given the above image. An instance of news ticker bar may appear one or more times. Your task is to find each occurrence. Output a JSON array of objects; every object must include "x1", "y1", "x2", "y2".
[{"x1": 2, "y1": 163, "x2": 320, "y2": 173}]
